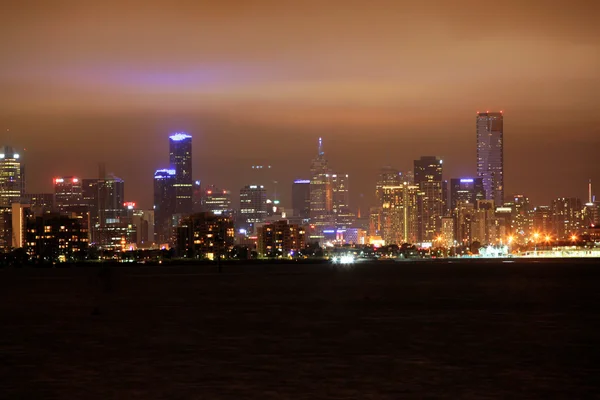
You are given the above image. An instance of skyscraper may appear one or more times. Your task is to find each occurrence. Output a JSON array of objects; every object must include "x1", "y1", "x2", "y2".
[
  {"x1": 239, "y1": 185, "x2": 267, "y2": 232},
  {"x1": 0, "y1": 146, "x2": 24, "y2": 207},
  {"x1": 292, "y1": 179, "x2": 311, "y2": 219},
  {"x1": 477, "y1": 112, "x2": 504, "y2": 206},
  {"x1": 54, "y1": 176, "x2": 84, "y2": 212},
  {"x1": 414, "y1": 156, "x2": 444, "y2": 242},
  {"x1": 309, "y1": 138, "x2": 333, "y2": 229},
  {"x1": 379, "y1": 183, "x2": 420, "y2": 245},
  {"x1": 169, "y1": 133, "x2": 193, "y2": 215},
  {"x1": 153, "y1": 169, "x2": 176, "y2": 245}
]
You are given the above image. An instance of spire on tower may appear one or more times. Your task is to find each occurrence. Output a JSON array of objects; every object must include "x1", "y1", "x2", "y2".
[{"x1": 318, "y1": 137, "x2": 324, "y2": 156}]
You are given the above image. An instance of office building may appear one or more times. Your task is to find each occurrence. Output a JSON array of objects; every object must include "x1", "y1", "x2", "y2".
[
  {"x1": 552, "y1": 197, "x2": 583, "y2": 240},
  {"x1": 169, "y1": 133, "x2": 193, "y2": 215},
  {"x1": 54, "y1": 176, "x2": 84, "y2": 212},
  {"x1": 331, "y1": 173, "x2": 354, "y2": 227},
  {"x1": 449, "y1": 178, "x2": 485, "y2": 213},
  {"x1": 505, "y1": 194, "x2": 532, "y2": 243},
  {"x1": 292, "y1": 179, "x2": 311, "y2": 219},
  {"x1": 379, "y1": 183, "x2": 420, "y2": 245},
  {"x1": 201, "y1": 185, "x2": 233, "y2": 216},
  {"x1": 532, "y1": 206, "x2": 552, "y2": 236},
  {"x1": 440, "y1": 216, "x2": 455, "y2": 248},
  {"x1": 414, "y1": 156, "x2": 444, "y2": 242},
  {"x1": 0, "y1": 146, "x2": 25, "y2": 207},
  {"x1": 309, "y1": 138, "x2": 333, "y2": 229},
  {"x1": 477, "y1": 112, "x2": 504, "y2": 206},
  {"x1": 257, "y1": 220, "x2": 306, "y2": 258},
  {"x1": 456, "y1": 202, "x2": 475, "y2": 245},
  {"x1": 176, "y1": 212, "x2": 235, "y2": 259},
  {"x1": 239, "y1": 185, "x2": 267, "y2": 232},
  {"x1": 153, "y1": 169, "x2": 176, "y2": 245}
]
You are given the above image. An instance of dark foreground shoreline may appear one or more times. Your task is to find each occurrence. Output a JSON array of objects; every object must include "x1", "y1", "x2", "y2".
[{"x1": 1, "y1": 260, "x2": 599, "y2": 398}]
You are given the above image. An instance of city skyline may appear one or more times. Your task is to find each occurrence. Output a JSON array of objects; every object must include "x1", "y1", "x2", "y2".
[{"x1": 1, "y1": 123, "x2": 598, "y2": 214}]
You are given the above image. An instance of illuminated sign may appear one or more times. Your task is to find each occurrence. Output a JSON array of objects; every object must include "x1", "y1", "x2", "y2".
[
  {"x1": 294, "y1": 180, "x2": 310, "y2": 184},
  {"x1": 460, "y1": 178, "x2": 474, "y2": 183}
]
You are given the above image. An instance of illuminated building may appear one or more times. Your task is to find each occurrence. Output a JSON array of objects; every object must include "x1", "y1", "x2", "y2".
[
  {"x1": 532, "y1": 206, "x2": 552, "y2": 235},
  {"x1": 477, "y1": 112, "x2": 504, "y2": 206},
  {"x1": 169, "y1": 133, "x2": 193, "y2": 215},
  {"x1": 456, "y1": 202, "x2": 475, "y2": 245},
  {"x1": 25, "y1": 213, "x2": 89, "y2": 262},
  {"x1": 176, "y1": 212, "x2": 235, "y2": 259},
  {"x1": 153, "y1": 169, "x2": 176, "y2": 245},
  {"x1": 0, "y1": 146, "x2": 25, "y2": 207},
  {"x1": 440, "y1": 217, "x2": 455, "y2": 248},
  {"x1": 552, "y1": 197, "x2": 583, "y2": 240},
  {"x1": 12, "y1": 202, "x2": 30, "y2": 249},
  {"x1": 472, "y1": 200, "x2": 506, "y2": 245},
  {"x1": 379, "y1": 183, "x2": 420, "y2": 245},
  {"x1": 257, "y1": 220, "x2": 306, "y2": 258},
  {"x1": 82, "y1": 176, "x2": 126, "y2": 246},
  {"x1": 376, "y1": 166, "x2": 402, "y2": 204},
  {"x1": 309, "y1": 138, "x2": 334, "y2": 229},
  {"x1": 131, "y1": 208, "x2": 154, "y2": 246},
  {"x1": 368, "y1": 206, "x2": 381, "y2": 238},
  {"x1": 449, "y1": 178, "x2": 485, "y2": 213},
  {"x1": 504, "y1": 194, "x2": 532, "y2": 243},
  {"x1": 414, "y1": 156, "x2": 444, "y2": 242},
  {"x1": 201, "y1": 185, "x2": 233, "y2": 216},
  {"x1": 331, "y1": 173, "x2": 354, "y2": 227},
  {"x1": 54, "y1": 176, "x2": 84, "y2": 212},
  {"x1": 239, "y1": 184, "x2": 267, "y2": 232},
  {"x1": 292, "y1": 179, "x2": 311, "y2": 219},
  {"x1": 20, "y1": 193, "x2": 54, "y2": 216}
]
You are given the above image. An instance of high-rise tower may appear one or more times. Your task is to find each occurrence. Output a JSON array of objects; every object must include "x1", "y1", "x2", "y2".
[
  {"x1": 0, "y1": 146, "x2": 24, "y2": 207},
  {"x1": 154, "y1": 169, "x2": 176, "y2": 245},
  {"x1": 169, "y1": 133, "x2": 193, "y2": 215},
  {"x1": 309, "y1": 138, "x2": 333, "y2": 229},
  {"x1": 477, "y1": 112, "x2": 504, "y2": 206},
  {"x1": 414, "y1": 156, "x2": 444, "y2": 242}
]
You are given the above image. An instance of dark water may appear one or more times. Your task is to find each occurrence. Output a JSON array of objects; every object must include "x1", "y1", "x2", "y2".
[{"x1": 1, "y1": 260, "x2": 599, "y2": 399}]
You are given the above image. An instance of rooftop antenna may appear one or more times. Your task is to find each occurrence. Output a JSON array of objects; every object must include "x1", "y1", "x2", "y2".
[
  {"x1": 318, "y1": 137, "x2": 324, "y2": 156},
  {"x1": 589, "y1": 179, "x2": 593, "y2": 204},
  {"x1": 99, "y1": 162, "x2": 106, "y2": 180}
]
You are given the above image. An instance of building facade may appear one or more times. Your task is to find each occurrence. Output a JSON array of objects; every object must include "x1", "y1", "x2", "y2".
[
  {"x1": 309, "y1": 138, "x2": 333, "y2": 229},
  {"x1": 292, "y1": 179, "x2": 311, "y2": 220},
  {"x1": 239, "y1": 185, "x2": 267, "y2": 232},
  {"x1": 256, "y1": 220, "x2": 306, "y2": 258},
  {"x1": 414, "y1": 156, "x2": 444, "y2": 242},
  {"x1": 476, "y1": 112, "x2": 504, "y2": 206},
  {"x1": 176, "y1": 212, "x2": 235, "y2": 259},
  {"x1": 169, "y1": 133, "x2": 193, "y2": 215},
  {"x1": 0, "y1": 146, "x2": 24, "y2": 207},
  {"x1": 153, "y1": 169, "x2": 176, "y2": 245}
]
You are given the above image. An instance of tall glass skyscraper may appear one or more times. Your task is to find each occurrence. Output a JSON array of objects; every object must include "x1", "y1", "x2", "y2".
[
  {"x1": 154, "y1": 169, "x2": 176, "y2": 245},
  {"x1": 0, "y1": 146, "x2": 24, "y2": 207},
  {"x1": 309, "y1": 138, "x2": 333, "y2": 229},
  {"x1": 476, "y1": 112, "x2": 504, "y2": 206},
  {"x1": 169, "y1": 133, "x2": 193, "y2": 215},
  {"x1": 414, "y1": 156, "x2": 444, "y2": 242}
]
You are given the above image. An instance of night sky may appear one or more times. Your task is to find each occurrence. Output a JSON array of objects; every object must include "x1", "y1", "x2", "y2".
[{"x1": 1, "y1": 0, "x2": 599, "y2": 211}]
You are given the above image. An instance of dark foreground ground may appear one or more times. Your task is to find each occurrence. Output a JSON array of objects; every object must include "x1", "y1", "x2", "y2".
[{"x1": 1, "y1": 260, "x2": 600, "y2": 399}]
